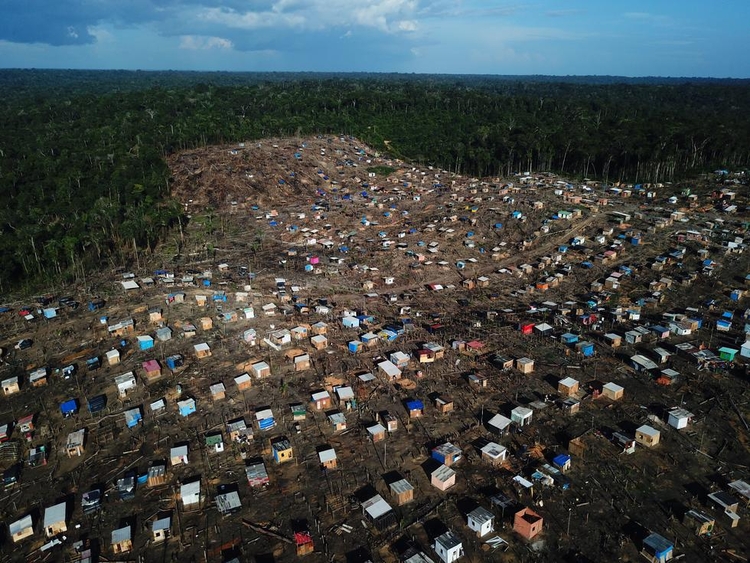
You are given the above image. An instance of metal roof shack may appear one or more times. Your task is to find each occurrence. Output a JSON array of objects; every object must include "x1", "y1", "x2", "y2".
[
  {"x1": 246, "y1": 460, "x2": 270, "y2": 488},
  {"x1": 362, "y1": 494, "x2": 397, "y2": 530},
  {"x1": 215, "y1": 486, "x2": 242, "y2": 515}
]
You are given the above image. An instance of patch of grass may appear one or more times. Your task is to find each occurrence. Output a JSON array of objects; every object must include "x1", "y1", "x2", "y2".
[{"x1": 367, "y1": 165, "x2": 397, "y2": 177}]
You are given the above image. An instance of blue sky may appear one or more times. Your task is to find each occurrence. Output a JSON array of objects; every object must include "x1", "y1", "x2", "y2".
[{"x1": 0, "y1": 1, "x2": 748, "y2": 77}]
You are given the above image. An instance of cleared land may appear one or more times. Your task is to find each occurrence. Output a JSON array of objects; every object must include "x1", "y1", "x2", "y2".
[{"x1": 0, "y1": 136, "x2": 748, "y2": 563}]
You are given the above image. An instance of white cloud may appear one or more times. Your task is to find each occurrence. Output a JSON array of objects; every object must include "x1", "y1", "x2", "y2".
[
  {"x1": 196, "y1": 0, "x2": 419, "y2": 34},
  {"x1": 418, "y1": 1, "x2": 527, "y2": 19},
  {"x1": 87, "y1": 25, "x2": 115, "y2": 43},
  {"x1": 198, "y1": 7, "x2": 306, "y2": 30},
  {"x1": 396, "y1": 20, "x2": 418, "y2": 32},
  {"x1": 179, "y1": 35, "x2": 234, "y2": 50}
]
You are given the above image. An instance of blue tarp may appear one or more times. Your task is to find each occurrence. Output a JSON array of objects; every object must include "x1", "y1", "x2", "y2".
[
  {"x1": 406, "y1": 400, "x2": 424, "y2": 411},
  {"x1": 258, "y1": 417, "x2": 275, "y2": 431},
  {"x1": 125, "y1": 409, "x2": 142, "y2": 428},
  {"x1": 179, "y1": 400, "x2": 196, "y2": 417},
  {"x1": 61, "y1": 399, "x2": 78, "y2": 415},
  {"x1": 166, "y1": 354, "x2": 183, "y2": 370},
  {"x1": 553, "y1": 454, "x2": 571, "y2": 467},
  {"x1": 561, "y1": 333, "x2": 579, "y2": 344}
]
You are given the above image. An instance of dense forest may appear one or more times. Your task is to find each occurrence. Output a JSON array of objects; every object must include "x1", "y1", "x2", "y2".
[{"x1": 0, "y1": 70, "x2": 749, "y2": 291}]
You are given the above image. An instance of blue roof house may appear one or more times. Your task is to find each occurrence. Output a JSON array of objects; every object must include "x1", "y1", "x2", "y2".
[
  {"x1": 124, "y1": 407, "x2": 142, "y2": 428},
  {"x1": 716, "y1": 319, "x2": 732, "y2": 331},
  {"x1": 642, "y1": 533, "x2": 674, "y2": 563},
  {"x1": 577, "y1": 341, "x2": 595, "y2": 357},
  {"x1": 60, "y1": 399, "x2": 79, "y2": 417},
  {"x1": 178, "y1": 398, "x2": 197, "y2": 417},
  {"x1": 405, "y1": 399, "x2": 424, "y2": 418},
  {"x1": 166, "y1": 354, "x2": 184, "y2": 371},
  {"x1": 552, "y1": 454, "x2": 571, "y2": 472},
  {"x1": 432, "y1": 442, "x2": 462, "y2": 466},
  {"x1": 561, "y1": 333, "x2": 579, "y2": 345}
]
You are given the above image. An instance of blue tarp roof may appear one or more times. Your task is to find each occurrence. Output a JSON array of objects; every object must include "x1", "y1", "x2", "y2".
[
  {"x1": 258, "y1": 417, "x2": 275, "y2": 430},
  {"x1": 61, "y1": 399, "x2": 78, "y2": 414},
  {"x1": 406, "y1": 400, "x2": 424, "y2": 410},
  {"x1": 553, "y1": 454, "x2": 571, "y2": 466},
  {"x1": 643, "y1": 533, "x2": 673, "y2": 555}
]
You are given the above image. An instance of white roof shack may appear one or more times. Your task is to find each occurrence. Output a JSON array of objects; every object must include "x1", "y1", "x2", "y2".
[
  {"x1": 311, "y1": 390, "x2": 331, "y2": 403},
  {"x1": 667, "y1": 407, "x2": 694, "y2": 430},
  {"x1": 114, "y1": 372, "x2": 137, "y2": 396},
  {"x1": 390, "y1": 351, "x2": 410, "y2": 364},
  {"x1": 486, "y1": 413, "x2": 512, "y2": 433},
  {"x1": 558, "y1": 376, "x2": 579, "y2": 388},
  {"x1": 362, "y1": 494, "x2": 393, "y2": 520},
  {"x1": 9, "y1": 514, "x2": 34, "y2": 542},
  {"x1": 194, "y1": 342, "x2": 211, "y2": 356},
  {"x1": 180, "y1": 480, "x2": 201, "y2": 506},
  {"x1": 729, "y1": 480, "x2": 750, "y2": 503},
  {"x1": 43, "y1": 502, "x2": 67, "y2": 536},
  {"x1": 480, "y1": 442, "x2": 508, "y2": 462},
  {"x1": 378, "y1": 360, "x2": 402, "y2": 379},
  {"x1": 318, "y1": 447, "x2": 337, "y2": 464},
  {"x1": 335, "y1": 386, "x2": 355, "y2": 401},
  {"x1": 367, "y1": 423, "x2": 386, "y2": 438},
  {"x1": 602, "y1": 382, "x2": 624, "y2": 397},
  {"x1": 511, "y1": 406, "x2": 533, "y2": 426}
]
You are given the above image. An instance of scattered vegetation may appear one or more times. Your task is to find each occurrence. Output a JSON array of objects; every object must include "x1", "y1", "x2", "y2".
[{"x1": 367, "y1": 165, "x2": 398, "y2": 177}]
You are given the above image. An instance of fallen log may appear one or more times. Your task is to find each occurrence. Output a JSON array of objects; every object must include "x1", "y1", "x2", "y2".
[{"x1": 241, "y1": 519, "x2": 293, "y2": 544}]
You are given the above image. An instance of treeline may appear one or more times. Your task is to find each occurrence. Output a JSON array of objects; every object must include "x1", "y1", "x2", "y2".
[{"x1": 0, "y1": 71, "x2": 749, "y2": 290}]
